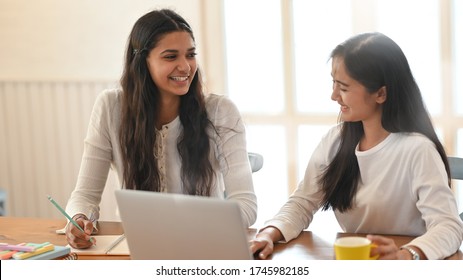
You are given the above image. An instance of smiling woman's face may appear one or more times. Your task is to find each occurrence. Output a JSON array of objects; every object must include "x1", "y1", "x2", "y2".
[
  {"x1": 330, "y1": 56, "x2": 385, "y2": 124},
  {"x1": 146, "y1": 31, "x2": 198, "y2": 100}
]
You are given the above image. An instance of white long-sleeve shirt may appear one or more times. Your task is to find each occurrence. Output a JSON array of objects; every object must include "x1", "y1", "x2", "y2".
[
  {"x1": 66, "y1": 89, "x2": 257, "y2": 227},
  {"x1": 264, "y1": 125, "x2": 463, "y2": 259}
]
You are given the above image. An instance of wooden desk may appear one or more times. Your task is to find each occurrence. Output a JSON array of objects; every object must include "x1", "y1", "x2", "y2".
[
  {"x1": 1, "y1": 217, "x2": 461, "y2": 260},
  {"x1": 0, "y1": 217, "x2": 128, "y2": 260},
  {"x1": 259, "y1": 230, "x2": 463, "y2": 260}
]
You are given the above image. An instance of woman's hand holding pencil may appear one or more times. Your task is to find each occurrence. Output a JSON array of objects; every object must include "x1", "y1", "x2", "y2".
[
  {"x1": 47, "y1": 195, "x2": 96, "y2": 249},
  {"x1": 65, "y1": 213, "x2": 97, "y2": 249}
]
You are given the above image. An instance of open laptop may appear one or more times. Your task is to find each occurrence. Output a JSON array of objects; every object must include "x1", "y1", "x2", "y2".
[{"x1": 115, "y1": 189, "x2": 253, "y2": 260}]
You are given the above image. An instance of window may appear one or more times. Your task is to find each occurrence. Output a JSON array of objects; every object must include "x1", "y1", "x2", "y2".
[
  {"x1": 376, "y1": 0, "x2": 442, "y2": 115},
  {"x1": 452, "y1": 0, "x2": 463, "y2": 212},
  {"x1": 223, "y1": 0, "x2": 284, "y2": 114},
  {"x1": 221, "y1": 0, "x2": 462, "y2": 228},
  {"x1": 293, "y1": 0, "x2": 352, "y2": 114},
  {"x1": 453, "y1": 0, "x2": 463, "y2": 116}
]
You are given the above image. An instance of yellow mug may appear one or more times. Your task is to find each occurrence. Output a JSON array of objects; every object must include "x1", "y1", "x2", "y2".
[{"x1": 334, "y1": 236, "x2": 378, "y2": 260}]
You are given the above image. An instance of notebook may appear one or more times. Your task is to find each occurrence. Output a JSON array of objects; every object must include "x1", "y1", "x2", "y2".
[
  {"x1": 68, "y1": 235, "x2": 129, "y2": 255},
  {"x1": 115, "y1": 189, "x2": 253, "y2": 260}
]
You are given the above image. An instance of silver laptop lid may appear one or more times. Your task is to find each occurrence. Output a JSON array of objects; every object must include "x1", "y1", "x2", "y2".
[{"x1": 115, "y1": 189, "x2": 253, "y2": 260}]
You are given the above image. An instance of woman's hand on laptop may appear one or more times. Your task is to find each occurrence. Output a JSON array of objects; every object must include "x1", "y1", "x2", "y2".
[
  {"x1": 249, "y1": 226, "x2": 283, "y2": 259},
  {"x1": 65, "y1": 214, "x2": 96, "y2": 249}
]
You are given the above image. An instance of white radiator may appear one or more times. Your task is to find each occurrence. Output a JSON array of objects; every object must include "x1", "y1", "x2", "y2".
[{"x1": 0, "y1": 81, "x2": 121, "y2": 221}]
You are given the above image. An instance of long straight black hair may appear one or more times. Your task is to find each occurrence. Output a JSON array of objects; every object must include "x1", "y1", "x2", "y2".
[
  {"x1": 119, "y1": 9, "x2": 214, "y2": 196},
  {"x1": 319, "y1": 32, "x2": 451, "y2": 212}
]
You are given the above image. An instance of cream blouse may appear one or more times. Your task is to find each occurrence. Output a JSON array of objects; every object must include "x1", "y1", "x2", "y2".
[{"x1": 66, "y1": 89, "x2": 257, "y2": 227}]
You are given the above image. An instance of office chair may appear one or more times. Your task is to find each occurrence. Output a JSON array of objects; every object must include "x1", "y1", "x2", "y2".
[
  {"x1": 248, "y1": 152, "x2": 264, "y2": 173},
  {"x1": 0, "y1": 189, "x2": 6, "y2": 216},
  {"x1": 448, "y1": 156, "x2": 463, "y2": 221}
]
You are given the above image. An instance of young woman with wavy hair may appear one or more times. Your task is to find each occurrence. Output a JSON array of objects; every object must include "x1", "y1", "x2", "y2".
[{"x1": 65, "y1": 9, "x2": 257, "y2": 249}]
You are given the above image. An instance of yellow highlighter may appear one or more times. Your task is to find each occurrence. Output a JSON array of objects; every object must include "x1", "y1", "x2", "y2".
[{"x1": 13, "y1": 243, "x2": 54, "y2": 260}]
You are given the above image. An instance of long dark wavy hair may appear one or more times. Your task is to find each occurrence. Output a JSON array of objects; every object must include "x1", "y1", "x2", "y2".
[
  {"x1": 319, "y1": 32, "x2": 451, "y2": 212},
  {"x1": 119, "y1": 9, "x2": 214, "y2": 196}
]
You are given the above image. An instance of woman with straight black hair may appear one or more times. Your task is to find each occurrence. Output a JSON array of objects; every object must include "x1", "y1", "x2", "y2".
[
  {"x1": 65, "y1": 9, "x2": 257, "y2": 249},
  {"x1": 250, "y1": 32, "x2": 463, "y2": 260}
]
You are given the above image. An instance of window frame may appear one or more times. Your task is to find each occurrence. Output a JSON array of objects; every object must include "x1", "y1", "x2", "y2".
[{"x1": 199, "y1": 0, "x2": 463, "y2": 209}]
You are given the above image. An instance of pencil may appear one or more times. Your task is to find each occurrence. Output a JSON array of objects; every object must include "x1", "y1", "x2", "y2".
[
  {"x1": 47, "y1": 195, "x2": 95, "y2": 243},
  {"x1": 104, "y1": 234, "x2": 125, "y2": 254}
]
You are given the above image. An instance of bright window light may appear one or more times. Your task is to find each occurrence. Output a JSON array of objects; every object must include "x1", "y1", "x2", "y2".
[
  {"x1": 376, "y1": 0, "x2": 441, "y2": 116},
  {"x1": 223, "y1": 0, "x2": 284, "y2": 114},
  {"x1": 293, "y1": 0, "x2": 352, "y2": 114}
]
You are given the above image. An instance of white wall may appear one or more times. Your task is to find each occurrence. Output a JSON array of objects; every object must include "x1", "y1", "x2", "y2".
[
  {"x1": 0, "y1": 0, "x2": 210, "y2": 81},
  {"x1": 0, "y1": 0, "x2": 222, "y2": 219}
]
